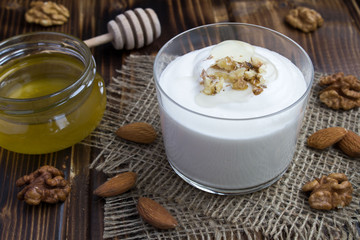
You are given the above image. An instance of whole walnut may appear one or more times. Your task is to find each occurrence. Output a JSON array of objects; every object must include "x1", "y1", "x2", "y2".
[
  {"x1": 16, "y1": 165, "x2": 71, "y2": 205},
  {"x1": 302, "y1": 173, "x2": 353, "y2": 210},
  {"x1": 285, "y1": 7, "x2": 324, "y2": 32}
]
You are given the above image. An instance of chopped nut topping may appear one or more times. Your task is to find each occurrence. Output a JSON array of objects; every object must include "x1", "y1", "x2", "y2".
[
  {"x1": 318, "y1": 72, "x2": 360, "y2": 110},
  {"x1": 285, "y1": 7, "x2": 324, "y2": 33},
  {"x1": 25, "y1": 1, "x2": 70, "y2": 27},
  {"x1": 201, "y1": 56, "x2": 265, "y2": 95}
]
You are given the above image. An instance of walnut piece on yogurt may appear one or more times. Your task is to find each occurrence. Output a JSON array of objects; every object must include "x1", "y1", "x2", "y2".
[{"x1": 201, "y1": 56, "x2": 265, "y2": 96}]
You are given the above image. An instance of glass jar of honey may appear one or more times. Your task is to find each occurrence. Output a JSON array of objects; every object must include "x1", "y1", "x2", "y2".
[{"x1": 0, "y1": 32, "x2": 107, "y2": 154}]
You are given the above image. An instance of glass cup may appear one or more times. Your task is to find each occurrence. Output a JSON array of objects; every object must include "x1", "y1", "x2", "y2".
[{"x1": 153, "y1": 23, "x2": 314, "y2": 195}]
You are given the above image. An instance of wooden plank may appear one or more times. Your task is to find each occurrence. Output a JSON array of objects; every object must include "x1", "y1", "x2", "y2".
[
  {"x1": 0, "y1": 0, "x2": 108, "y2": 239},
  {"x1": 1, "y1": 0, "x2": 359, "y2": 239},
  {"x1": 227, "y1": 0, "x2": 360, "y2": 75},
  {"x1": 0, "y1": 150, "x2": 68, "y2": 240}
]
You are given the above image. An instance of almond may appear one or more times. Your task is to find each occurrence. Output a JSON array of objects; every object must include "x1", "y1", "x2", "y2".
[
  {"x1": 307, "y1": 127, "x2": 347, "y2": 149},
  {"x1": 338, "y1": 130, "x2": 360, "y2": 158},
  {"x1": 93, "y1": 171, "x2": 137, "y2": 197},
  {"x1": 116, "y1": 122, "x2": 157, "y2": 144},
  {"x1": 137, "y1": 197, "x2": 178, "y2": 229}
]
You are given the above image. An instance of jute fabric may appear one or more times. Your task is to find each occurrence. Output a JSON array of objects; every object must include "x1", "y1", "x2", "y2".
[{"x1": 82, "y1": 55, "x2": 360, "y2": 239}]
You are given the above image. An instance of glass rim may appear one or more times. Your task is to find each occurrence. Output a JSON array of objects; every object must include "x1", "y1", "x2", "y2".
[
  {"x1": 0, "y1": 31, "x2": 94, "y2": 104},
  {"x1": 153, "y1": 22, "x2": 314, "y2": 121}
]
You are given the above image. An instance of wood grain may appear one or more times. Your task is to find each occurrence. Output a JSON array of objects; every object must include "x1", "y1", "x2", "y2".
[{"x1": 1, "y1": 0, "x2": 360, "y2": 239}]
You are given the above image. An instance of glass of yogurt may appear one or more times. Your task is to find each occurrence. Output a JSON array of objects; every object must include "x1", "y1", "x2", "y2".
[{"x1": 153, "y1": 23, "x2": 314, "y2": 194}]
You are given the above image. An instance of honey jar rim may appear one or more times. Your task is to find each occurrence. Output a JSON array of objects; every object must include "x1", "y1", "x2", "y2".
[{"x1": 0, "y1": 31, "x2": 95, "y2": 104}]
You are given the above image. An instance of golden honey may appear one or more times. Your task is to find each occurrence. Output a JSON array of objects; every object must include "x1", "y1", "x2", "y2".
[{"x1": 0, "y1": 32, "x2": 106, "y2": 154}]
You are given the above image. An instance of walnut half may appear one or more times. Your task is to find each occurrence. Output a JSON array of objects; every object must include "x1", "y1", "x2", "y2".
[
  {"x1": 25, "y1": 1, "x2": 70, "y2": 27},
  {"x1": 16, "y1": 165, "x2": 71, "y2": 205},
  {"x1": 318, "y1": 72, "x2": 360, "y2": 110},
  {"x1": 285, "y1": 7, "x2": 324, "y2": 33},
  {"x1": 302, "y1": 173, "x2": 353, "y2": 210}
]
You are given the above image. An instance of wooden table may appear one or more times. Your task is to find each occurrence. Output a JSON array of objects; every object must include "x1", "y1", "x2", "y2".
[{"x1": 1, "y1": 0, "x2": 359, "y2": 239}]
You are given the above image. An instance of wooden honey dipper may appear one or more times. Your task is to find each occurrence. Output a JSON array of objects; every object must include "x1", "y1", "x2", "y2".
[{"x1": 84, "y1": 8, "x2": 161, "y2": 50}]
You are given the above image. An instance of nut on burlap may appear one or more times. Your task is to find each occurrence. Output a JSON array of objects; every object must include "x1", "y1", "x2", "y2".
[
  {"x1": 318, "y1": 72, "x2": 360, "y2": 110},
  {"x1": 302, "y1": 173, "x2": 353, "y2": 210}
]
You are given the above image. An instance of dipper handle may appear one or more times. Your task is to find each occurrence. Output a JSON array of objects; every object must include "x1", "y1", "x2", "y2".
[
  {"x1": 85, "y1": 33, "x2": 113, "y2": 48},
  {"x1": 84, "y1": 8, "x2": 161, "y2": 50}
]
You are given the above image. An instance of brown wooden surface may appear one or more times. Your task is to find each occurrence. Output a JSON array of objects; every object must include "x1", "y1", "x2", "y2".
[{"x1": 1, "y1": 0, "x2": 359, "y2": 239}]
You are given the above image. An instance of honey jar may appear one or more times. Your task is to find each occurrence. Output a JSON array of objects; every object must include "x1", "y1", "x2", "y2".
[{"x1": 0, "y1": 32, "x2": 106, "y2": 154}]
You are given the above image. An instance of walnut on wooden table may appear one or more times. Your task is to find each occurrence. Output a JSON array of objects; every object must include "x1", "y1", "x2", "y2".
[
  {"x1": 318, "y1": 72, "x2": 360, "y2": 110},
  {"x1": 25, "y1": 1, "x2": 70, "y2": 27},
  {"x1": 302, "y1": 173, "x2": 353, "y2": 210},
  {"x1": 16, "y1": 165, "x2": 71, "y2": 205},
  {"x1": 285, "y1": 7, "x2": 324, "y2": 32}
]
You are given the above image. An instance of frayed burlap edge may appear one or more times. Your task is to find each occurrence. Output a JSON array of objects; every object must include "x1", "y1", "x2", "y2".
[{"x1": 82, "y1": 55, "x2": 360, "y2": 240}]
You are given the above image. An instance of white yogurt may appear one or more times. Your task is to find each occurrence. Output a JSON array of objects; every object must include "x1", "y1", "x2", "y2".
[
  {"x1": 161, "y1": 40, "x2": 307, "y2": 119},
  {"x1": 157, "y1": 40, "x2": 308, "y2": 193}
]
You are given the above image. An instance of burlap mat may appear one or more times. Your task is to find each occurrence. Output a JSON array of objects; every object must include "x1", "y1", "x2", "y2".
[{"x1": 82, "y1": 55, "x2": 360, "y2": 239}]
